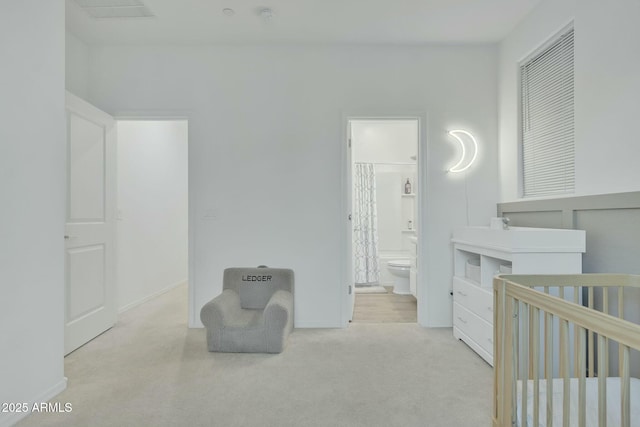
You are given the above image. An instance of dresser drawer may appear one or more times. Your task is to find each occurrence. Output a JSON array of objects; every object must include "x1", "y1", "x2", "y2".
[
  {"x1": 453, "y1": 302, "x2": 474, "y2": 337},
  {"x1": 478, "y1": 317, "x2": 494, "y2": 355},
  {"x1": 453, "y1": 302, "x2": 493, "y2": 356},
  {"x1": 453, "y1": 277, "x2": 494, "y2": 324}
]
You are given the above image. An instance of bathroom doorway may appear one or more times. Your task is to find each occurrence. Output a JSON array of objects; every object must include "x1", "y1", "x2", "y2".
[{"x1": 345, "y1": 118, "x2": 421, "y2": 324}]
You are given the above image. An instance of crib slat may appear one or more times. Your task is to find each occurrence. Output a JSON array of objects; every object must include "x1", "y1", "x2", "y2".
[
  {"x1": 602, "y1": 288, "x2": 609, "y2": 378},
  {"x1": 598, "y1": 334, "x2": 607, "y2": 427},
  {"x1": 588, "y1": 287, "x2": 594, "y2": 378},
  {"x1": 521, "y1": 302, "x2": 529, "y2": 425},
  {"x1": 529, "y1": 306, "x2": 535, "y2": 379},
  {"x1": 577, "y1": 326, "x2": 586, "y2": 427},
  {"x1": 512, "y1": 300, "x2": 519, "y2": 427},
  {"x1": 560, "y1": 308, "x2": 567, "y2": 379},
  {"x1": 558, "y1": 288, "x2": 564, "y2": 377},
  {"x1": 533, "y1": 307, "x2": 540, "y2": 427},
  {"x1": 621, "y1": 345, "x2": 630, "y2": 427},
  {"x1": 561, "y1": 319, "x2": 570, "y2": 427},
  {"x1": 573, "y1": 286, "x2": 580, "y2": 378},
  {"x1": 546, "y1": 312, "x2": 553, "y2": 427},
  {"x1": 504, "y1": 295, "x2": 515, "y2": 426},
  {"x1": 560, "y1": 319, "x2": 571, "y2": 427},
  {"x1": 619, "y1": 286, "x2": 625, "y2": 379},
  {"x1": 493, "y1": 279, "x2": 504, "y2": 426},
  {"x1": 494, "y1": 283, "x2": 501, "y2": 425}
]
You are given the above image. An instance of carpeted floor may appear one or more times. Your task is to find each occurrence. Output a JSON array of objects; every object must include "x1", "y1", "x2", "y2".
[{"x1": 18, "y1": 284, "x2": 493, "y2": 427}]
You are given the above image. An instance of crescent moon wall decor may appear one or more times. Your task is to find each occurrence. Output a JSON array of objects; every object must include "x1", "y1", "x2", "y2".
[{"x1": 447, "y1": 129, "x2": 478, "y2": 173}]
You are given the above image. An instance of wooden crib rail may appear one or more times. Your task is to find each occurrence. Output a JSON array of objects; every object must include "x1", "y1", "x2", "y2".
[
  {"x1": 493, "y1": 274, "x2": 640, "y2": 427},
  {"x1": 494, "y1": 273, "x2": 640, "y2": 289}
]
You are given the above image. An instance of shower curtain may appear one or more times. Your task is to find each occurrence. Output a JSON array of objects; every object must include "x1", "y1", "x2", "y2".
[{"x1": 353, "y1": 163, "x2": 380, "y2": 284}]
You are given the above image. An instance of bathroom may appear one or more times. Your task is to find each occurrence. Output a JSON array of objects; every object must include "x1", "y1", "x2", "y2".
[{"x1": 350, "y1": 119, "x2": 419, "y2": 322}]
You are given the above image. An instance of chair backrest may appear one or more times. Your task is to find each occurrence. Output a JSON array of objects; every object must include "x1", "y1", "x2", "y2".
[{"x1": 223, "y1": 267, "x2": 294, "y2": 309}]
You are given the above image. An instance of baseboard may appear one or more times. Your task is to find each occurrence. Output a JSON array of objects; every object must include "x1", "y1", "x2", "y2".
[
  {"x1": 0, "y1": 377, "x2": 67, "y2": 427},
  {"x1": 189, "y1": 319, "x2": 342, "y2": 329},
  {"x1": 118, "y1": 280, "x2": 187, "y2": 314}
]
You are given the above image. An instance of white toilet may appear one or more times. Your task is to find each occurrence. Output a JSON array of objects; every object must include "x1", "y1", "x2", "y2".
[{"x1": 387, "y1": 259, "x2": 411, "y2": 295}]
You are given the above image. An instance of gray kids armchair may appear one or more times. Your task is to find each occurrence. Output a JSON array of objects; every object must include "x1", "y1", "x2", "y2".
[{"x1": 200, "y1": 266, "x2": 294, "y2": 353}]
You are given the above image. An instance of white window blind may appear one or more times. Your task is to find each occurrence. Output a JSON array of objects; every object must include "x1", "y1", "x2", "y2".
[{"x1": 521, "y1": 27, "x2": 574, "y2": 197}]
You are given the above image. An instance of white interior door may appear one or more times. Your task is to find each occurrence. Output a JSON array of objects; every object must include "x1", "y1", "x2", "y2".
[
  {"x1": 347, "y1": 121, "x2": 355, "y2": 321},
  {"x1": 64, "y1": 92, "x2": 116, "y2": 355}
]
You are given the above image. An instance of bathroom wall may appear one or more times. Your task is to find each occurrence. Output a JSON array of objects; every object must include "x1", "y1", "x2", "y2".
[
  {"x1": 352, "y1": 120, "x2": 417, "y2": 249},
  {"x1": 352, "y1": 120, "x2": 417, "y2": 164},
  {"x1": 374, "y1": 165, "x2": 417, "y2": 286},
  {"x1": 352, "y1": 120, "x2": 418, "y2": 285},
  {"x1": 374, "y1": 165, "x2": 417, "y2": 251}
]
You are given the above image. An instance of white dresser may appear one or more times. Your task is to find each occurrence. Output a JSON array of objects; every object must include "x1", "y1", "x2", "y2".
[{"x1": 451, "y1": 226, "x2": 585, "y2": 366}]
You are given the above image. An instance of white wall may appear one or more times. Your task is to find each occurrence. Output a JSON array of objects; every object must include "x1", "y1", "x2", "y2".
[
  {"x1": 374, "y1": 166, "x2": 416, "y2": 252},
  {"x1": 352, "y1": 120, "x2": 418, "y2": 253},
  {"x1": 352, "y1": 120, "x2": 418, "y2": 164},
  {"x1": 66, "y1": 30, "x2": 90, "y2": 99},
  {"x1": 86, "y1": 44, "x2": 499, "y2": 328},
  {"x1": 116, "y1": 120, "x2": 188, "y2": 312},
  {"x1": 0, "y1": 1, "x2": 67, "y2": 426},
  {"x1": 499, "y1": 0, "x2": 640, "y2": 201}
]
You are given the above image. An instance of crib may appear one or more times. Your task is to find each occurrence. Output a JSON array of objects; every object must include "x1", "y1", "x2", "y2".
[{"x1": 493, "y1": 274, "x2": 640, "y2": 427}]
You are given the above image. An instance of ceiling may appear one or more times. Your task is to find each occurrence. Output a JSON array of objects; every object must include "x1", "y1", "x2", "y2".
[{"x1": 66, "y1": 0, "x2": 540, "y2": 46}]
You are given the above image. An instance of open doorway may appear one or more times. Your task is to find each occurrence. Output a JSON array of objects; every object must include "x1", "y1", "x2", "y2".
[
  {"x1": 347, "y1": 118, "x2": 420, "y2": 323},
  {"x1": 115, "y1": 120, "x2": 189, "y2": 313}
]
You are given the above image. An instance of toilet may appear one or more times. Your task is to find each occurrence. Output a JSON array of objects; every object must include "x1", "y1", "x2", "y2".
[{"x1": 387, "y1": 259, "x2": 411, "y2": 295}]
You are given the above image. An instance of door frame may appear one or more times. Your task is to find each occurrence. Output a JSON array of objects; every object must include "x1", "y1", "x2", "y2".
[
  {"x1": 113, "y1": 111, "x2": 194, "y2": 326},
  {"x1": 341, "y1": 112, "x2": 429, "y2": 327}
]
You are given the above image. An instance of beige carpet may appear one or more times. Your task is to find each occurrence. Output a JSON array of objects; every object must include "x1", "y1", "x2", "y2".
[{"x1": 18, "y1": 284, "x2": 493, "y2": 427}]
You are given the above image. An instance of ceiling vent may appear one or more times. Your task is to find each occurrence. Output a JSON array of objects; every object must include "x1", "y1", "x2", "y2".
[{"x1": 72, "y1": 0, "x2": 154, "y2": 19}]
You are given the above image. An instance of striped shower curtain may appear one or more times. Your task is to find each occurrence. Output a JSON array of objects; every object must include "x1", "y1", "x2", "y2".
[{"x1": 353, "y1": 163, "x2": 380, "y2": 284}]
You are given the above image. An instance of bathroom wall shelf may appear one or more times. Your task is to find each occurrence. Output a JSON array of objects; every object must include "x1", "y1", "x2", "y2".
[
  {"x1": 400, "y1": 183, "x2": 416, "y2": 250},
  {"x1": 451, "y1": 226, "x2": 585, "y2": 366}
]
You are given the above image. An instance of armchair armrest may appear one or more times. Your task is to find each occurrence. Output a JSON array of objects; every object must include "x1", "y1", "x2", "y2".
[
  {"x1": 200, "y1": 289, "x2": 241, "y2": 328},
  {"x1": 264, "y1": 289, "x2": 293, "y2": 332}
]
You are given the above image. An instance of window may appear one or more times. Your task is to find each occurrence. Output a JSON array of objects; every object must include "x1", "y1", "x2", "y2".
[{"x1": 520, "y1": 27, "x2": 574, "y2": 198}]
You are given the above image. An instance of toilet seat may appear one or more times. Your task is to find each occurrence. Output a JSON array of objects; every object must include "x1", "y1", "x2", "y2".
[
  {"x1": 387, "y1": 259, "x2": 411, "y2": 295},
  {"x1": 388, "y1": 259, "x2": 411, "y2": 268}
]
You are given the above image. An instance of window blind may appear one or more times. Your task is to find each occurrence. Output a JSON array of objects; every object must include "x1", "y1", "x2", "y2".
[{"x1": 521, "y1": 28, "x2": 574, "y2": 198}]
